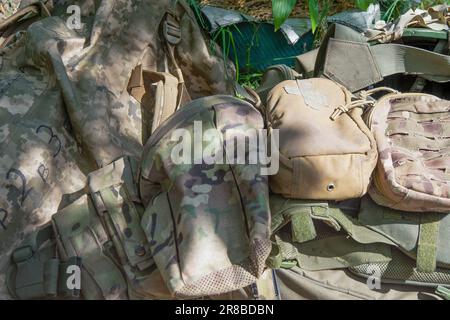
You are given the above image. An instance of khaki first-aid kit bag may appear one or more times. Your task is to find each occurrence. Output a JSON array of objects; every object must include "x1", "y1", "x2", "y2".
[
  {"x1": 366, "y1": 92, "x2": 450, "y2": 212},
  {"x1": 265, "y1": 78, "x2": 378, "y2": 201}
]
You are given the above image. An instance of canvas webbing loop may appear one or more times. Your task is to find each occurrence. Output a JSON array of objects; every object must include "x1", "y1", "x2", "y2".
[
  {"x1": 416, "y1": 213, "x2": 441, "y2": 273},
  {"x1": 285, "y1": 209, "x2": 317, "y2": 243}
]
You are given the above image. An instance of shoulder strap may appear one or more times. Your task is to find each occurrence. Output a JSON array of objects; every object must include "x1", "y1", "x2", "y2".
[
  {"x1": 295, "y1": 23, "x2": 450, "y2": 92},
  {"x1": 127, "y1": 7, "x2": 192, "y2": 135}
]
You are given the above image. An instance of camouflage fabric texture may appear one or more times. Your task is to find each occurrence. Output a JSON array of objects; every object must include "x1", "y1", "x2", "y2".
[
  {"x1": 366, "y1": 92, "x2": 450, "y2": 212},
  {"x1": 0, "y1": 0, "x2": 235, "y2": 299},
  {"x1": 139, "y1": 95, "x2": 271, "y2": 298}
]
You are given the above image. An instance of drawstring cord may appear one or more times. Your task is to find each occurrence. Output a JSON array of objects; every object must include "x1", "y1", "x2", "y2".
[
  {"x1": 330, "y1": 87, "x2": 399, "y2": 121},
  {"x1": 330, "y1": 99, "x2": 375, "y2": 121}
]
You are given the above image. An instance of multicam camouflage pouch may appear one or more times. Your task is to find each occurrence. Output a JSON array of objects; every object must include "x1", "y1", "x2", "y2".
[
  {"x1": 139, "y1": 95, "x2": 272, "y2": 298},
  {"x1": 265, "y1": 78, "x2": 378, "y2": 201},
  {"x1": 366, "y1": 92, "x2": 450, "y2": 212}
]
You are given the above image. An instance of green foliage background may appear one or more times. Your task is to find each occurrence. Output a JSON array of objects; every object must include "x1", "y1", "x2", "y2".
[{"x1": 272, "y1": 0, "x2": 448, "y2": 33}]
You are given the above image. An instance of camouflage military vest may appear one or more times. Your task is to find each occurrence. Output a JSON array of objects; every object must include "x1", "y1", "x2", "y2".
[
  {"x1": 0, "y1": 0, "x2": 235, "y2": 299},
  {"x1": 6, "y1": 95, "x2": 274, "y2": 300}
]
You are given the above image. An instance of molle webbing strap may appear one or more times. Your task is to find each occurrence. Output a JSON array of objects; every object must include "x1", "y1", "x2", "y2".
[
  {"x1": 127, "y1": 5, "x2": 192, "y2": 133},
  {"x1": 272, "y1": 200, "x2": 395, "y2": 245},
  {"x1": 88, "y1": 157, "x2": 153, "y2": 272},
  {"x1": 289, "y1": 209, "x2": 317, "y2": 243},
  {"x1": 372, "y1": 43, "x2": 450, "y2": 82},
  {"x1": 51, "y1": 194, "x2": 128, "y2": 300},
  {"x1": 127, "y1": 66, "x2": 181, "y2": 134},
  {"x1": 417, "y1": 214, "x2": 441, "y2": 273}
]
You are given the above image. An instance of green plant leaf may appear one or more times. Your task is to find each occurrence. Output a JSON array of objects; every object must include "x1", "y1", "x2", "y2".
[
  {"x1": 354, "y1": 0, "x2": 374, "y2": 10},
  {"x1": 308, "y1": 0, "x2": 320, "y2": 33},
  {"x1": 272, "y1": 0, "x2": 298, "y2": 31}
]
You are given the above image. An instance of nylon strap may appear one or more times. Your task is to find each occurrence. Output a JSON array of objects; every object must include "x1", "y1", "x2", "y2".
[
  {"x1": 417, "y1": 213, "x2": 441, "y2": 273},
  {"x1": 162, "y1": 11, "x2": 191, "y2": 113},
  {"x1": 410, "y1": 39, "x2": 449, "y2": 92},
  {"x1": 148, "y1": 71, "x2": 181, "y2": 133},
  {"x1": 251, "y1": 269, "x2": 281, "y2": 300},
  {"x1": 372, "y1": 44, "x2": 450, "y2": 82},
  {"x1": 295, "y1": 23, "x2": 450, "y2": 92},
  {"x1": 286, "y1": 208, "x2": 317, "y2": 243}
]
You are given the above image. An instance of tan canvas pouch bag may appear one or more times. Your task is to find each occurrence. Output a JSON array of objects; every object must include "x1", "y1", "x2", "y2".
[
  {"x1": 366, "y1": 92, "x2": 450, "y2": 212},
  {"x1": 266, "y1": 78, "x2": 378, "y2": 201}
]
